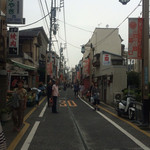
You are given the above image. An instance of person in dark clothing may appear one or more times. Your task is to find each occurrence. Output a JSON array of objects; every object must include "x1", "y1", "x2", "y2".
[
  {"x1": 74, "y1": 82, "x2": 79, "y2": 98},
  {"x1": 89, "y1": 82, "x2": 94, "y2": 102},
  {"x1": 91, "y1": 82, "x2": 100, "y2": 111},
  {"x1": 63, "y1": 82, "x2": 67, "y2": 91},
  {"x1": 47, "y1": 80, "x2": 53, "y2": 107}
]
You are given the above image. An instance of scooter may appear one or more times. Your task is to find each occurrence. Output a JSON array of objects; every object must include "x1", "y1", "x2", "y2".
[{"x1": 115, "y1": 95, "x2": 136, "y2": 120}]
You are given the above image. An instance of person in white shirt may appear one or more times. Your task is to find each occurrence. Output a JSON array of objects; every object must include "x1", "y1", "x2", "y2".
[{"x1": 52, "y1": 79, "x2": 59, "y2": 113}]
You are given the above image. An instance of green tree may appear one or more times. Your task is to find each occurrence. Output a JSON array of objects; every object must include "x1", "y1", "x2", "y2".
[{"x1": 127, "y1": 71, "x2": 140, "y2": 88}]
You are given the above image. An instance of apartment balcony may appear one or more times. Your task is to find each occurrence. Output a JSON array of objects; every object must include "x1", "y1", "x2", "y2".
[{"x1": 92, "y1": 53, "x2": 100, "y2": 67}]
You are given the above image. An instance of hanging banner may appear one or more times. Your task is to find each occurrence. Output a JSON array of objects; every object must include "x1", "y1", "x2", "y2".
[
  {"x1": 77, "y1": 71, "x2": 80, "y2": 80},
  {"x1": 103, "y1": 54, "x2": 111, "y2": 65},
  {"x1": 47, "y1": 62, "x2": 53, "y2": 76},
  {"x1": 6, "y1": 0, "x2": 25, "y2": 24},
  {"x1": 9, "y1": 27, "x2": 19, "y2": 55},
  {"x1": 83, "y1": 58, "x2": 90, "y2": 77},
  {"x1": 128, "y1": 18, "x2": 143, "y2": 59}
]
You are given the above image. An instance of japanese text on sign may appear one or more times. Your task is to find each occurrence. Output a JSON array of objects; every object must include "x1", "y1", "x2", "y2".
[
  {"x1": 9, "y1": 27, "x2": 19, "y2": 55},
  {"x1": 128, "y1": 18, "x2": 143, "y2": 59},
  {"x1": 6, "y1": 0, "x2": 24, "y2": 24},
  {"x1": 103, "y1": 54, "x2": 111, "y2": 65}
]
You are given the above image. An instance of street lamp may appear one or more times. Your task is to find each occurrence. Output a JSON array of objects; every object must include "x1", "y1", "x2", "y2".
[{"x1": 119, "y1": 0, "x2": 130, "y2": 5}]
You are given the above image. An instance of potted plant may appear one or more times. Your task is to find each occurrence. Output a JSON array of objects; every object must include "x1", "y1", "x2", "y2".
[
  {"x1": 0, "y1": 106, "x2": 12, "y2": 122},
  {"x1": 0, "y1": 93, "x2": 13, "y2": 122}
]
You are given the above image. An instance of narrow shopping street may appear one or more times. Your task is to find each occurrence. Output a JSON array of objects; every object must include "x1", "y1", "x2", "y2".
[{"x1": 2, "y1": 88, "x2": 150, "y2": 150}]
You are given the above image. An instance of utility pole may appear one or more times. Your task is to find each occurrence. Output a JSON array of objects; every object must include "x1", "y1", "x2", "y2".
[
  {"x1": 0, "y1": 0, "x2": 8, "y2": 109},
  {"x1": 120, "y1": 0, "x2": 150, "y2": 127},
  {"x1": 45, "y1": 0, "x2": 56, "y2": 84},
  {"x1": 141, "y1": 0, "x2": 149, "y2": 126}
]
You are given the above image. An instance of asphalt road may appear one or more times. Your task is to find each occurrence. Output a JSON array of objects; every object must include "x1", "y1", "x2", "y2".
[{"x1": 6, "y1": 88, "x2": 150, "y2": 150}]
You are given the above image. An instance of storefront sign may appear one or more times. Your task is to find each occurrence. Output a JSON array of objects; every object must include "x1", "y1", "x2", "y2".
[
  {"x1": 6, "y1": 0, "x2": 24, "y2": 24},
  {"x1": 9, "y1": 27, "x2": 19, "y2": 55},
  {"x1": 103, "y1": 54, "x2": 111, "y2": 65},
  {"x1": 128, "y1": 18, "x2": 143, "y2": 59}
]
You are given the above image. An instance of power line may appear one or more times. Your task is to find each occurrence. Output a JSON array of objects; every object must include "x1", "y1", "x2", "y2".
[
  {"x1": 62, "y1": 3, "x2": 70, "y2": 68},
  {"x1": 7, "y1": 11, "x2": 51, "y2": 28},
  {"x1": 58, "y1": 35, "x2": 80, "y2": 49},
  {"x1": 94, "y1": 0, "x2": 142, "y2": 48},
  {"x1": 38, "y1": 0, "x2": 49, "y2": 33},
  {"x1": 58, "y1": 19, "x2": 93, "y2": 33}
]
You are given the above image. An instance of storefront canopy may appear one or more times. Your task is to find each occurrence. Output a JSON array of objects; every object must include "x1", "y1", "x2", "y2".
[{"x1": 10, "y1": 59, "x2": 36, "y2": 71}]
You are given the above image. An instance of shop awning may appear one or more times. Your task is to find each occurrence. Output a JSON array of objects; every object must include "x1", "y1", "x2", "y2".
[{"x1": 10, "y1": 59, "x2": 36, "y2": 71}]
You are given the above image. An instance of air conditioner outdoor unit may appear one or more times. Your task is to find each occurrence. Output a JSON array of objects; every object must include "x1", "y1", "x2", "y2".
[{"x1": 113, "y1": 92, "x2": 123, "y2": 103}]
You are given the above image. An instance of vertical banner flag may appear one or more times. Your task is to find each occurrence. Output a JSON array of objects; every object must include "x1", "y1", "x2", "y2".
[
  {"x1": 103, "y1": 54, "x2": 111, "y2": 65},
  {"x1": 47, "y1": 62, "x2": 53, "y2": 76},
  {"x1": 83, "y1": 58, "x2": 90, "y2": 76},
  {"x1": 6, "y1": 0, "x2": 24, "y2": 24},
  {"x1": 128, "y1": 18, "x2": 143, "y2": 59},
  {"x1": 9, "y1": 27, "x2": 19, "y2": 55}
]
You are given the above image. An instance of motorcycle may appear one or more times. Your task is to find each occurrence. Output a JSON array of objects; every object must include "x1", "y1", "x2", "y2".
[{"x1": 115, "y1": 95, "x2": 136, "y2": 120}]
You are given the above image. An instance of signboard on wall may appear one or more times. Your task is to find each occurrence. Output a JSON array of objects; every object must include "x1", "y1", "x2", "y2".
[
  {"x1": 9, "y1": 27, "x2": 19, "y2": 55},
  {"x1": 128, "y1": 18, "x2": 143, "y2": 59},
  {"x1": 6, "y1": 0, "x2": 25, "y2": 24},
  {"x1": 103, "y1": 54, "x2": 111, "y2": 65}
]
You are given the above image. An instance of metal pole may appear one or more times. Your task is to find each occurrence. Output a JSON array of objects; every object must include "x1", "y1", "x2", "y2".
[
  {"x1": 49, "y1": 0, "x2": 53, "y2": 53},
  {"x1": 142, "y1": 0, "x2": 149, "y2": 125},
  {"x1": 45, "y1": 0, "x2": 54, "y2": 84}
]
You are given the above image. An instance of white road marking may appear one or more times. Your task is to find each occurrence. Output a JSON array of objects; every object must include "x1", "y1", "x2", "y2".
[
  {"x1": 21, "y1": 121, "x2": 40, "y2": 150},
  {"x1": 39, "y1": 103, "x2": 47, "y2": 117},
  {"x1": 80, "y1": 97, "x2": 150, "y2": 150}
]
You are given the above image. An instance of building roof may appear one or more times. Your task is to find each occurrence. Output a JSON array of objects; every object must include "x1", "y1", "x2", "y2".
[
  {"x1": 19, "y1": 27, "x2": 49, "y2": 42},
  {"x1": 102, "y1": 51, "x2": 123, "y2": 58}
]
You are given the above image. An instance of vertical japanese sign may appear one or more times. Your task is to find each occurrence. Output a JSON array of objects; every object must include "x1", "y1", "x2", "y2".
[
  {"x1": 6, "y1": 0, "x2": 24, "y2": 24},
  {"x1": 103, "y1": 54, "x2": 111, "y2": 65},
  {"x1": 128, "y1": 18, "x2": 143, "y2": 59},
  {"x1": 9, "y1": 27, "x2": 19, "y2": 55},
  {"x1": 47, "y1": 62, "x2": 53, "y2": 77},
  {"x1": 83, "y1": 58, "x2": 90, "y2": 76}
]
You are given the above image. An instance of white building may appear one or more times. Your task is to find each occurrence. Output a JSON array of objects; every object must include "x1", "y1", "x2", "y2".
[{"x1": 82, "y1": 28, "x2": 127, "y2": 105}]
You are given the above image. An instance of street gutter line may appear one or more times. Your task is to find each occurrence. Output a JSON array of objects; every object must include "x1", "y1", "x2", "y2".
[
  {"x1": 65, "y1": 94, "x2": 88, "y2": 150},
  {"x1": 79, "y1": 97, "x2": 150, "y2": 150},
  {"x1": 96, "y1": 111, "x2": 150, "y2": 150},
  {"x1": 21, "y1": 121, "x2": 40, "y2": 150},
  {"x1": 39, "y1": 102, "x2": 47, "y2": 117},
  {"x1": 98, "y1": 104, "x2": 150, "y2": 137},
  {"x1": 7, "y1": 97, "x2": 46, "y2": 150},
  {"x1": 7, "y1": 122, "x2": 30, "y2": 150}
]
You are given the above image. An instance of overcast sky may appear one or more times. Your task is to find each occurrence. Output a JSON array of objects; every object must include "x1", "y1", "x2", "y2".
[{"x1": 20, "y1": 0, "x2": 142, "y2": 68}]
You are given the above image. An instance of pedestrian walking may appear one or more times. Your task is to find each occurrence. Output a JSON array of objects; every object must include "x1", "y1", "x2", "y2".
[
  {"x1": 74, "y1": 82, "x2": 79, "y2": 98},
  {"x1": 0, "y1": 121, "x2": 7, "y2": 150},
  {"x1": 91, "y1": 82, "x2": 100, "y2": 111},
  {"x1": 79, "y1": 83, "x2": 85, "y2": 98},
  {"x1": 11, "y1": 80, "x2": 27, "y2": 132},
  {"x1": 52, "y1": 79, "x2": 59, "y2": 113},
  {"x1": 47, "y1": 80, "x2": 53, "y2": 107}
]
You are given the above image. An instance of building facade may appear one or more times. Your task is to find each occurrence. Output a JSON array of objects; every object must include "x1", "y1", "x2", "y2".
[
  {"x1": 7, "y1": 27, "x2": 49, "y2": 89},
  {"x1": 81, "y1": 28, "x2": 127, "y2": 105}
]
